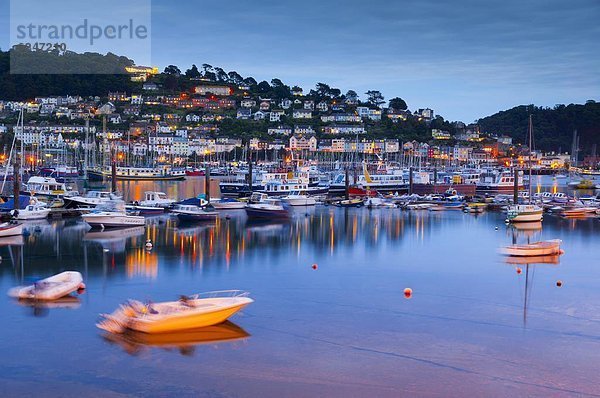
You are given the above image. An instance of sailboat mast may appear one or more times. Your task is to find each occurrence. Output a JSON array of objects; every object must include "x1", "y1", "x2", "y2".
[{"x1": 528, "y1": 114, "x2": 533, "y2": 203}]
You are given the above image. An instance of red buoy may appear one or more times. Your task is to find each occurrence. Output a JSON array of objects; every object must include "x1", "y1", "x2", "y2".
[
  {"x1": 516, "y1": 267, "x2": 522, "y2": 275},
  {"x1": 556, "y1": 280, "x2": 563, "y2": 287},
  {"x1": 404, "y1": 288, "x2": 413, "y2": 299},
  {"x1": 312, "y1": 264, "x2": 318, "y2": 270}
]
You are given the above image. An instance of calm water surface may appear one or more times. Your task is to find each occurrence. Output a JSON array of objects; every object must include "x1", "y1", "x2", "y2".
[{"x1": 1, "y1": 177, "x2": 600, "y2": 397}]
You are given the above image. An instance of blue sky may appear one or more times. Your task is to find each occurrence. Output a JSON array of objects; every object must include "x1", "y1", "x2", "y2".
[{"x1": 1, "y1": 0, "x2": 599, "y2": 122}]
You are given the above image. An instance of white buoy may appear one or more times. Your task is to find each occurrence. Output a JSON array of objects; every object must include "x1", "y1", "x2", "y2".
[
  {"x1": 145, "y1": 239, "x2": 153, "y2": 250},
  {"x1": 103, "y1": 248, "x2": 109, "y2": 253}
]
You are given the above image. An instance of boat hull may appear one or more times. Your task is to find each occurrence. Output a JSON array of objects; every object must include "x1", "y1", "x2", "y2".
[
  {"x1": 0, "y1": 223, "x2": 23, "y2": 237},
  {"x1": 82, "y1": 214, "x2": 146, "y2": 228},
  {"x1": 245, "y1": 207, "x2": 290, "y2": 219}
]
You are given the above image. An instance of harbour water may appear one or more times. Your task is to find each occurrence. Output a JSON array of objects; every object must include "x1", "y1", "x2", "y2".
[{"x1": 1, "y1": 177, "x2": 600, "y2": 397}]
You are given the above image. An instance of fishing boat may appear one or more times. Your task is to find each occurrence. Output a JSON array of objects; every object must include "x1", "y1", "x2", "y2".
[
  {"x1": 63, "y1": 191, "x2": 120, "y2": 209},
  {"x1": 281, "y1": 191, "x2": 316, "y2": 206},
  {"x1": 10, "y1": 198, "x2": 51, "y2": 220},
  {"x1": 476, "y1": 170, "x2": 524, "y2": 192},
  {"x1": 210, "y1": 198, "x2": 247, "y2": 210},
  {"x1": 500, "y1": 239, "x2": 563, "y2": 257},
  {"x1": 245, "y1": 196, "x2": 291, "y2": 219},
  {"x1": 96, "y1": 290, "x2": 253, "y2": 334},
  {"x1": 8, "y1": 271, "x2": 85, "y2": 301},
  {"x1": 172, "y1": 205, "x2": 219, "y2": 222},
  {"x1": 21, "y1": 176, "x2": 76, "y2": 199},
  {"x1": 82, "y1": 200, "x2": 145, "y2": 228},
  {"x1": 0, "y1": 221, "x2": 23, "y2": 237}
]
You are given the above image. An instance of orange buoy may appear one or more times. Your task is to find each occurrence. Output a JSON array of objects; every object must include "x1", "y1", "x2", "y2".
[
  {"x1": 516, "y1": 267, "x2": 522, "y2": 275},
  {"x1": 312, "y1": 264, "x2": 318, "y2": 270},
  {"x1": 403, "y1": 288, "x2": 413, "y2": 299},
  {"x1": 556, "y1": 280, "x2": 563, "y2": 287}
]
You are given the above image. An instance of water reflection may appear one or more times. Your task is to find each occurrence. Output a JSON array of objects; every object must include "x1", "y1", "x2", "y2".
[
  {"x1": 102, "y1": 321, "x2": 250, "y2": 356},
  {"x1": 16, "y1": 296, "x2": 82, "y2": 317}
]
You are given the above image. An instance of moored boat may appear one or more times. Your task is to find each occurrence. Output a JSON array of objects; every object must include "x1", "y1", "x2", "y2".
[
  {"x1": 211, "y1": 198, "x2": 246, "y2": 210},
  {"x1": 8, "y1": 271, "x2": 85, "y2": 301},
  {"x1": 82, "y1": 200, "x2": 146, "y2": 228},
  {"x1": 500, "y1": 239, "x2": 562, "y2": 257},
  {"x1": 506, "y1": 204, "x2": 544, "y2": 223},
  {"x1": 172, "y1": 205, "x2": 219, "y2": 222},
  {"x1": 245, "y1": 195, "x2": 291, "y2": 219},
  {"x1": 96, "y1": 290, "x2": 253, "y2": 334},
  {"x1": 0, "y1": 221, "x2": 23, "y2": 237}
]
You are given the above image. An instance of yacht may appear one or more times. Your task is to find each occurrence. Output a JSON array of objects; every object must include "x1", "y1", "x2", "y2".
[
  {"x1": 245, "y1": 194, "x2": 290, "y2": 219},
  {"x1": 82, "y1": 200, "x2": 145, "y2": 228},
  {"x1": 10, "y1": 197, "x2": 51, "y2": 220},
  {"x1": 210, "y1": 198, "x2": 247, "y2": 210},
  {"x1": 281, "y1": 191, "x2": 316, "y2": 206},
  {"x1": 138, "y1": 191, "x2": 176, "y2": 208},
  {"x1": 171, "y1": 204, "x2": 218, "y2": 222},
  {"x1": 64, "y1": 191, "x2": 120, "y2": 209},
  {"x1": 506, "y1": 204, "x2": 544, "y2": 223}
]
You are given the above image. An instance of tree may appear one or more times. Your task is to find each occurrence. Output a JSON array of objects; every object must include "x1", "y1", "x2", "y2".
[
  {"x1": 365, "y1": 90, "x2": 385, "y2": 108},
  {"x1": 214, "y1": 67, "x2": 228, "y2": 82},
  {"x1": 389, "y1": 97, "x2": 407, "y2": 110},
  {"x1": 163, "y1": 65, "x2": 181, "y2": 76},
  {"x1": 228, "y1": 71, "x2": 243, "y2": 84},
  {"x1": 257, "y1": 80, "x2": 271, "y2": 93},
  {"x1": 243, "y1": 77, "x2": 257, "y2": 86},
  {"x1": 201, "y1": 64, "x2": 213, "y2": 75},
  {"x1": 272, "y1": 78, "x2": 288, "y2": 88},
  {"x1": 315, "y1": 82, "x2": 331, "y2": 97},
  {"x1": 329, "y1": 88, "x2": 341, "y2": 98},
  {"x1": 345, "y1": 90, "x2": 358, "y2": 102},
  {"x1": 185, "y1": 64, "x2": 201, "y2": 79}
]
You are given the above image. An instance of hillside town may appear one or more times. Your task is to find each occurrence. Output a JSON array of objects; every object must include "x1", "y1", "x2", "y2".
[{"x1": 0, "y1": 69, "x2": 578, "y2": 169}]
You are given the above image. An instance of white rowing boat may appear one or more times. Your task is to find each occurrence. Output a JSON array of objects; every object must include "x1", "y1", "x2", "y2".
[{"x1": 500, "y1": 239, "x2": 563, "y2": 257}]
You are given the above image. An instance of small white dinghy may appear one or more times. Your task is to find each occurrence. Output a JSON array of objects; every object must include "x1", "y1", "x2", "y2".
[
  {"x1": 97, "y1": 290, "x2": 253, "y2": 334},
  {"x1": 500, "y1": 239, "x2": 563, "y2": 257},
  {"x1": 8, "y1": 271, "x2": 85, "y2": 301}
]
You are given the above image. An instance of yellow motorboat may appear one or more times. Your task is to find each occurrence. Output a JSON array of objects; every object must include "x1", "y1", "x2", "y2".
[{"x1": 97, "y1": 290, "x2": 253, "y2": 334}]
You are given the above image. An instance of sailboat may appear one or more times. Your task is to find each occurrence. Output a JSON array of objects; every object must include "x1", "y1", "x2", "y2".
[{"x1": 506, "y1": 115, "x2": 544, "y2": 223}]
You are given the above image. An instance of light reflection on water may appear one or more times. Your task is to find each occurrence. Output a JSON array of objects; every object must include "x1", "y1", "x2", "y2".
[{"x1": 0, "y1": 181, "x2": 600, "y2": 396}]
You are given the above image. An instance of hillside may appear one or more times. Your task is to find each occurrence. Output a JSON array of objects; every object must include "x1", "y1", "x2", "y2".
[
  {"x1": 478, "y1": 102, "x2": 600, "y2": 152},
  {"x1": 0, "y1": 48, "x2": 136, "y2": 100}
]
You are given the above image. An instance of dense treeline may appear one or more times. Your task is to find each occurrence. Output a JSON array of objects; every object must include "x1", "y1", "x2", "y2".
[
  {"x1": 478, "y1": 102, "x2": 600, "y2": 152},
  {"x1": 0, "y1": 48, "x2": 136, "y2": 100}
]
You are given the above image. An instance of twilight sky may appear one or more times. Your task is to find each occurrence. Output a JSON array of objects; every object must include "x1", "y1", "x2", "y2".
[{"x1": 1, "y1": 0, "x2": 599, "y2": 121}]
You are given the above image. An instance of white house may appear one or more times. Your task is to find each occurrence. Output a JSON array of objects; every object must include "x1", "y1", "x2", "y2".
[
  {"x1": 356, "y1": 107, "x2": 382, "y2": 121},
  {"x1": 254, "y1": 110, "x2": 267, "y2": 120},
  {"x1": 241, "y1": 99, "x2": 256, "y2": 108},
  {"x1": 289, "y1": 134, "x2": 317, "y2": 151},
  {"x1": 316, "y1": 101, "x2": 329, "y2": 112},
  {"x1": 293, "y1": 109, "x2": 312, "y2": 119},
  {"x1": 303, "y1": 100, "x2": 314, "y2": 110},
  {"x1": 279, "y1": 98, "x2": 292, "y2": 109},
  {"x1": 269, "y1": 110, "x2": 285, "y2": 122},
  {"x1": 268, "y1": 126, "x2": 293, "y2": 135},
  {"x1": 294, "y1": 125, "x2": 316, "y2": 135},
  {"x1": 322, "y1": 124, "x2": 366, "y2": 135},
  {"x1": 186, "y1": 114, "x2": 201, "y2": 123},
  {"x1": 237, "y1": 108, "x2": 252, "y2": 120}
]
